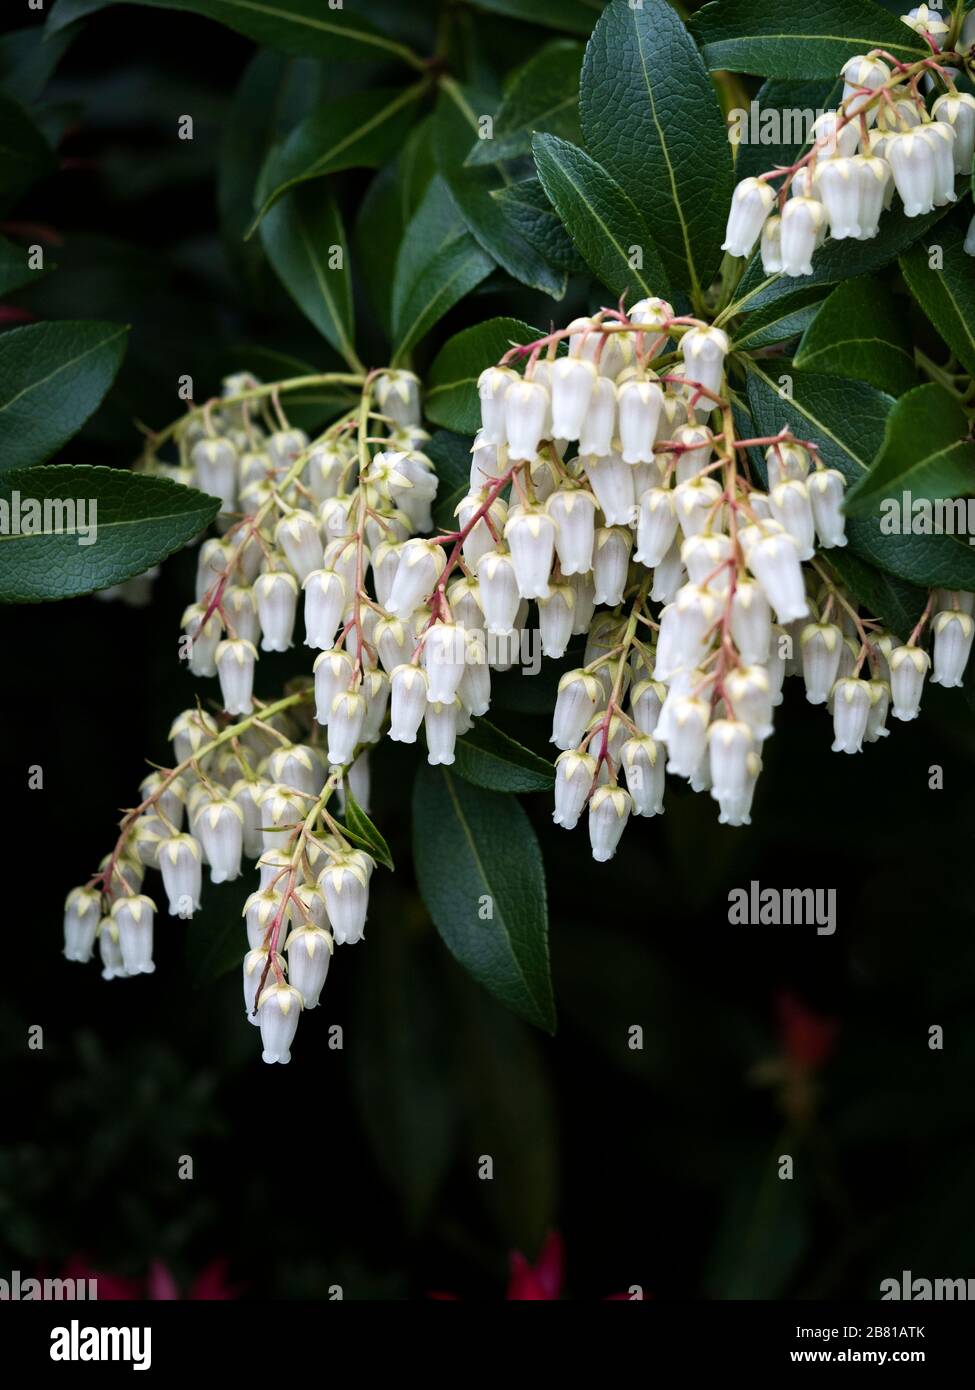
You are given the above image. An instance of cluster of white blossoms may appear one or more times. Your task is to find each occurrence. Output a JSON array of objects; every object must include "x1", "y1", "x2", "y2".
[
  {"x1": 722, "y1": 39, "x2": 975, "y2": 278},
  {"x1": 472, "y1": 302, "x2": 975, "y2": 861},
  {"x1": 63, "y1": 288, "x2": 975, "y2": 1060}
]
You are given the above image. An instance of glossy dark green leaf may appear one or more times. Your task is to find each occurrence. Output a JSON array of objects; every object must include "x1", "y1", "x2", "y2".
[
  {"x1": 0, "y1": 320, "x2": 128, "y2": 472},
  {"x1": 260, "y1": 185, "x2": 360, "y2": 370},
  {"x1": 745, "y1": 360, "x2": 975, "y2": 589},
  {"x1": 252, "y1": 84, "x2": 425, "y2": 226},
  {"x1": 0, "y1": 465, "x2": 219, "y2": 603},
  {"x1": 900, "y1": 209, "x2": 975, "y2": 378},
  {"x1": 794, "y1": 278, "x2": 917, "y2": 396},
  {"x1": 434, "y1": 83, "x2": 567, "y2": 299},
  {"x1": 0, "y1": 89, "x2": 56, "y2": 211},
  {"x1": 533, "y1": 133, "x2": 670, "y2": 301},
  {"x1": 454, "y1": 719, "x2": 556, "y2": 793},
  {"x1": 0, "y1": 25, "x2": 75, "y2": 104},
  {"x1": 727, "y1": 184, "x2": 963, "y2": 316},
  {"x1": 824, "y1": 548, "x2": 925, "y2": 639},
  {"x1": 465, "y1": 40, "x2": 583, "y2": 167},
  {"x1": 425, "y1": 317, "x2": 538, "y2": 434},
  {"x1": 467, "y1": 0, "x2": 607, "y2": 34},
  {"x1": 412, "y1": 765, "x2": 555, "y2": 1033},
  {"x1": 732, "y1": 79, "x2": 839, "y2": 185},
  {"x1": 489, "y1": 179, "x2": 585, "y2": 274},
  {"x1": 704, "y1": 1140, "x2": 809, "y2": 1298},
  {"x1": 339, "y1": 787, "x2": 394, "y2": 871},
  {"x1": 0, "y1": 235, "x2": 51, "y2": 297},
  {"x1": 693, "y1": 0, "x2": 927, "y2": 78},
  {"x1": 427, "y1": 429, "x2": 475, "y2": 531},
  {"x1": 845, "y1": 385, "x2": 975, "y2": 516},
  {"x1": 47, "y1": 0, "x2": 425, "y2": 68},
  {"x1": 391, "y1": 177, "x2": 495, "y2": 362},
  {"x1": 580, "y1": 0, "x2": 733, "y2": 300},
  {"x1": 730, "y1": 288, "x2": 828, "y2": 350}
]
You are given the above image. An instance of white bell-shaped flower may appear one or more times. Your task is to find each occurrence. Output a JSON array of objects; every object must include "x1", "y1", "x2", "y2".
[
  {"x1": 191, "y1": 437, "x2": 238, "y2": 513},
  {"x1": 386, "y1": 538, "x2": 446, "y2": 620},
  {"x1": 258, "y1": 981, "x2": 303, "y2": 1064},
  {"x1": 469, "y1": 430, "x2": 505, "y2": 488},
  {"x1": 158, "y1": 834, "x2": 202, "y2": 918},
  {"x1": 770, "y1": 478, "x2": 816, "y2": 559},
  {"x1": 197, "y1": 800, "x2": 244, "y2": 884},
  {"x1": 553, "y1": 749, "x2": 596, "y2": 829},
  {"x1": 887, "y1": 130, "x2": 936, "y2": 216},
  {"x1": 254, "y1": 570, "x2": 299, "y2": 653},
  {"x1": 831, "y1": 676, "x2": 871, "y2": 753},
  {"x1": 654, "y1": 584, "x2": 721, "y2": 682},
  {"x1": 932, "y1": 93, "x2": 975, "y2": 174},
  {"x1": 63, "y1": 886, "x2": 101, "y2": 963},
  {"x1": 808, "y1": 469, "x2": 848, "y2": 548},
  {"x1": 389, "y1": 664, "x2": 429, "y2": 742},
  {"x1": 673, "y1": 424, "x2": 714, "y2": 483},
  {"x1": 504, "y1": 378, "x2": 549, "y2": 461},
  {"x1": 865, "y1": 679, "x2": 891, "y2": 742},
  {"x1": 547, "y1": 488, "x2": 597, "y2": 575},
  {"x1": 275, "y1": 510, "x2": 324, "y2": 582},
  {"x1": 761, "y1": 214, "x2": 783, "y2": 273},
  {"x1": 617, "y1": 375, "x2": 664, "y2": 463},
  {"x1": 634, "y1": 487, "x2": 678, "y2": 567},
  {"x1": 920, "y1": 122, "x2": 957, "y2": 207},
  {"x1": 889, "y1": 645, "x2": 930, "y2": 719},
  {"x1": 679, "y1": 326, "x2": 730, "y2": 401},
  {"x1": 476, "y1": 550, "x2": 521, "y2": 634},
  {"x1": 181, "y1": 602, "x2": 222, "y2": 678},
  {"x1": 266, "y1": 427, "x2": 309, "y2": 470},
  {"x1": 931, "y1": 609, "x2": 974, "y2": 687},
  {"x1": 505, "y1": 506, "x2": 556, "y2": 599},
  {"x1": 375, "y1": 369, "x2": 421, "y2": 427},
  {"x1": 242, "y1": 948, "x2": 277, "y2": 1024},
  {"x1": 327, "y1": 689, "x2": 366, "y2": 767},
  {"x1": 313, "y1": 648, "x2": 354, "y2": 724},
  {"x1": 477, "y1": 366, "x2": 515, "y2": 444},
  {"x1": 538, "y1": 585, "x2": 575, "y2": 659},
  {"x1": 707, "y1": 719, "x2": 754, "y2": 803},
  {"x1": 578, "y1": 376, "x2": 617, "y2": 456},
  {"x1": 243, "y1": 889, "x2": 282, "y2": 951},
  {"x1": 840, "y1": 54, "x2": 890, "y2": 121},
  {"x1": 423, "y1": 622, "x2": 468, "y2": 704},
  {"x1": 588, "y1": 784, "x2": 632, "y2": 863},
  {"x1": 780, "y1": 196, "x2": 826, "y2": 276},
  {"x1": 620, "y1": 736, "x2": 665, "y2": 817},
  {"x1": 98, "y1": 919, "x2": 126, "y2": 980},
  {"x1": 222, "y1": 585, "x2": 260, "y2": 646},
  {"x1": 723, "y1": 664, "x2": 774, "y2": 741},
  {"x1": 747, "y1": 532, "x2": 809, "y2": 623},
  {"x1": 856, "y1": 156, "x2": 890, "y2": 239},
  {"x1": 681, "y1": 532, "x2": 733, "y2": 589},
  {"x1": 630, "y1": 678, "x2": 665, "y2": 736},
  {"x1": 800, "y1": 622, "x2": 844, "y2": 704},
  {"x1": 215, "y1": 638, "x2": 257, "y2": 716},
  {"x1": 650, "y1": 538, "x2": 686, "y2": 604},
  {"x1": 111, "y1": 894, "x2": 156, "y2": 975},
  {"x1": 318, "y1": 856, "x2": 369, "y2": 944},
  {"x1": 815, "y1": 157, "x2": 863, "y2": 239},
  {"x1": 583, "y1": 451, "x2": 636, "y2": 526},
  {"x1": 592, "y1": 526, "x2": 633, "y2": 606},
  {"x1": 550, "y1": 356, "x2": 597, "y2": 440},
  {"x1": 425, "y1": 698, "x2": 460, "y2": 765},
  {"x1": 303, "y1": 569, "x2": 346, "y2": 649},
  {"x1": 717, "y1": 748, "x2": 762, "y2": 826},
  {"x1": 674, "y1": 476, "x2": 723, "y2": 538},
  {"x1": 360, "y1": 669, "x2": 390, "y2": 743},
  {"x1": 811, "y1": 110, "x2": 859, "y2": 158},
  {"x1": 286, "y1": 926, "x2": 331, "y2": 1009},
  {"x1": 663, "y1": 693, "x2": 711, "y2": 778},
  {"x1": 730, "y1": 579, "x2": 772, "y2": 663},
  {"x1": 721, "y1": 177, "x2": 776, "y2": 257},
  {"x1": 552, "y1": 669, "x2": 603, "y2": 750}
]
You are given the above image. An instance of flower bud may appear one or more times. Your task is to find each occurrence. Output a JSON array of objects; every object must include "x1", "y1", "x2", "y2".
[
  {"x1": 553, "y1": 749, "x2": 596, "y2": 829},
  {"x1": 931, "y1": 609, "x2": 974, "y2": 688},
  {"x1": 722, "y1": 177, "x2": 776, "y2": 257},
  {"x1": 64, "y1": 886, "x2": 101, "y2": 963},
  {"x1": 588, "y1": 784, "x2": 632, "y2": 863},
  {"x1": 318, "y1": 856, "x2": 369, "y2": 945},
  {"x1": 159, "y1": 834, "x2": 202, "y2": 917},
  {"x1": 376, "y1": 369, "x2": 421, "y2": 427},
  {"x1": 504, "y1": 378, "x2": 549, "y2": 461},
  {"x1": 111, "y1": 894, "x2": 156, "y2": 975},
  {"x1": 889, "y1": 644, "x2": 930, "y2": 719},
  {"x1": 258, "y1": 981, "x2": 303, "y2": 1064},
  {"x1": 831, "y1": 676, "x2": 871, "y2": 753}
]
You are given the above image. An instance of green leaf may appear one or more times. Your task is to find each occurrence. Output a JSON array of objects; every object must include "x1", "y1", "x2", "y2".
[
  {"x1": 426, "y1": 429, "x2": 474, "y2": 531},
  {"x1": 434, "y1": 83, "x2": 567, "y2": 300},
  {"x1": 0, "y1": 465, "x2": 219, "y2": 603},
  {"x1": 900, "y1": 209, "x2": 975, "y2": 379},
  {"x1": 454, "y1": 719, "x2": 556, "y2": 793},
  {"x1": 824, "y1": 548, "x2": 925, "y2": 640},
  {"x1": 391, "y1": 177, "x2": 495, "y2": 362},
  {"x1": 0, "y1": 25, "x2": 75, "y2": 105},
  {"x1": 730, "y1": 287, "x2": 828, "y2": 350},
  {"x1": 732, "y1": 79, "x2": 839, "y2": 185},
  {"x1": 252, "y1": 83, "x2": 426, "y2": 226},
  {"x1": 705, "y1": 1140, "x2": 809, "y2": 1298},
  {"x1": 260, "y1": 185, "x2": 360, "y2": 370},
  {"x1": 412, "y1": 765, "x2": 555, "y2": 1033},
  {"x1": 466, "y1": 41, "x2": 583, "y2": 167},
  {"x1": 0, "y1": 234, "x2": 51, "y2": 297},
  {"x1": 46, "y1": 0, "x2": 424, "y2": 68},
  {"x1": 467, "y1": 0, "x2": 607, "y2": 34},
  {"x1": 489, "y1": 179, "x2": 585, "y2": 272},
  {"x1": 845, "y1": 384, "x2": 975, "y2": 516},
  {"x1": 745, "y1": 359, "x2": 975, "y2": 589},
  {"x1": 793, "y1": 278, "x2": 917, "y2": 396},
  {"x1": 532, "y1": 133, "x2": 670, "y2": 302},
  {"x1": 728, "y1": 186, "x2": 963, "y2": 315},
  {"x1": 0, "y1": 320, "x2": 128, "y2": 472},
  {"x1": 339, "y1": 787, "x2": 394, "y2": 871},
  {"x1": 0, "y1": 89, "x2": 56, "y2": 212},
  {"x1": 579, "y1": 0, "x2": 733, "y2": 300},
  {"x1": 425, "y1": 317, "x2": 538, "y2": 434},
  {"x1": 693, "y1": 0, "x2": 927, "y2": 78}
]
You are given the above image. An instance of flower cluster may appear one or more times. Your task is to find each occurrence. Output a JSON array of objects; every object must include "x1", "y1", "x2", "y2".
[{"x1": 722, "y1": 41, "x2": 975, "y2": 279}]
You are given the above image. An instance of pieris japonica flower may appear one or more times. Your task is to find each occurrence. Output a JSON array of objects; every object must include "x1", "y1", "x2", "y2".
[
  {"x1": 930, "y1": 610, "x2": 975, "y2": 687},
  {"x1": 679, "y1": 327, "x2": 730, "y2": 401},
  {"x1": 387, "y1": 538, "x2": 446, "y2": 619},
  {"x1": 621, "y1": 736, "x2": 665, "y2": 816},
  {"x1": 538, "y1": 586, "x2": 574, "y2": 658},
  {"x1": 477, "y1": 366, "x2": 514, "y2": 444},
  {"x1": 840, "y1": 54, "x2": 890, "y2": 120},
  {"x1": 761, "y1": 215, "x2": 783, "y2": 274},
  {"x1": 389, "y1": 665, "x2": 429, "y2": 742},
  {"x1": 216, "y1": 639, "x2": 257, "y2": 716},
  {"x1": 64, "y1": 887, "x2": 101, "y2": 962},
  {"x1": 934, "y1": 93, "x2": 975, "y2": 173},
  {"x1": 811, "y1": 110, "x2": 860, "y2": 158},
  {"x1": 584, "y1": 452, "x2": 636, "y2": 526},
  {"x1": 286, "y1": 926, "x2": 331, "y2": 1009},
  {"x1": 553, "y1": 750, "x2": 596, "y2": 829},
  {"x1": 816, "y1": 157, "x2": 864, "y2": 239},
  {"x1": 423, "y1": 623, "x2": 467, "y2": 704},
  {"x1": 547, "y1": 488, "x2": 598, "y2": 574},
  {"x1": 730, "y1": 581, "x2": 772, "y2": 663},
  {"x1": 109, "y1": 894, "x2": 156, "y2": 975},
  {"x1": 505, "y1": 378, "x2": 549, "y2": 461},
  {"x1": 505, "y1": 506, "x2": 557, "y2": 599},
  {"x1": 663, "y1": 694, "x2": 711, "y2": 778},
  {"x1": 900, "y1": 5, "x2": 950, "y2": 47},
  {"x1": 258, "y1": 982, "x2": 302, "y2": 1065},
  {"x1": 635, "y1": 488, "x2": 678, "y2": 568},
  {"x1": 191, "y1": 437, "x2": 238, "y2": 513},
  {"x1": 319, "y1": 857, "x2": 369, "y2": 945},
  {"x1": 747, "y1": 533, "x2": 809, "y2": 624},
  {"x1": 254, "y1": 571, "x2": 298, "y2": 652},
  {"x1": 855, "y1": 156, "x2": 890, "y2": 239},
  {"x1": 99, "y1": 920, "x2": 125, "y2": 980},
  {"x1": 780, "y1": 197, "x2": 827, "y2": 277},
  {"x1": 327, "y1": 689, "x2": 366, "y2": 767},
  {"x1": 578, "y1": 377, "x2": 617, "y2": 456},
  {"x1": 550, "y1": 356, "x2": 597, "y2": 440},
  {"x1": 886, "y1": 130, "x2": 936, "y2": 216},
  {"x1": 865, "y1": 680, "x2": 892, "y2": 742},
  {"x1": 588, "y1": 785, "x2": 632, "y2": 863},
  {"x1": 831, "y1": 677, "x2": 872, "y2": 753},
  {"x1": 617, "y1": 374, "x2": 664, "y2": 463},
  {"x1": 889, "y1": 645, "x2": 930, "y2": 719},
  {"x1": 592, "y1": 527, "x2": 632, "y2": 606},
  {"x1": 808, "y1": 469, "x2": 848, "y2": 547},
  {"x1": 313, "y1": 648, "x2": 354, "y2": 724},
  {"x1": 801, "y1": 623, "x2": 844, "y2": 704},
  {"x1": 158, "y1": 834, "x2": 202, "y2": 918},
  {"x1": 375, "y1": 370, "x2": 421, "y2": 427},
  {"x1": 721, "y1": 177, "x2": 777, "y2": 257},
  {"x1": 552, "y1": 670, "x2": 603, "y2": 750},
  {"x1": 275, "y1": 510, "x2": 323, "y2": 582},
  {"x1": 197, "y1": 800, "x2": 244, "y2": 884},
  {"x1": 770, "y1": 479, "x2": 816, "y2": 560}
]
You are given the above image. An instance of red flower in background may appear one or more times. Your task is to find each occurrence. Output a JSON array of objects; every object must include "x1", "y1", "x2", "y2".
[
  {"x1": 431, "y1": 1231, "x2": 639, "y2": 1300},
  {"x1": 776, "y1": 990, "x2": 839, "y2": 1071},
  {"x1": 59, "y1": 1256, "x2": 239, "y2": 1300}
]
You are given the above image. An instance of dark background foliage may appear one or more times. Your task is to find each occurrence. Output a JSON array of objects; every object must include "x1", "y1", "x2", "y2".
[{"x1": 2, "y1": 1, "x2": 974, "y2": 1300}]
